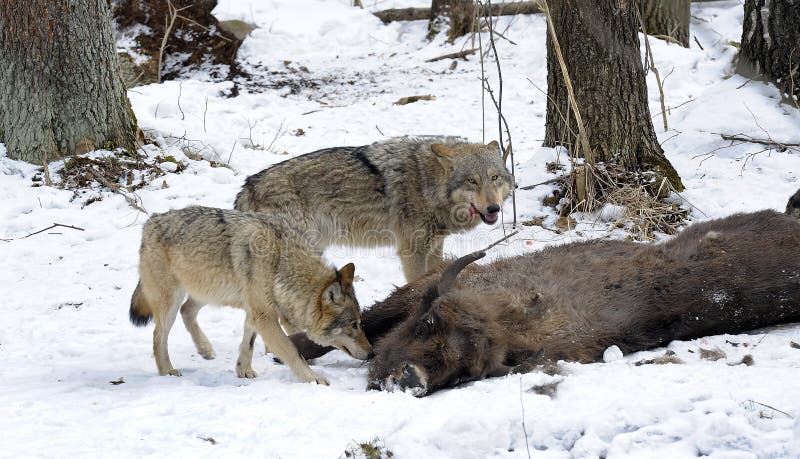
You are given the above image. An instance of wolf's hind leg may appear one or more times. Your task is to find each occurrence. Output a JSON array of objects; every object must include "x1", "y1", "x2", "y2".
[
  {"x1": 236, "y1": 312, "x2": 258, "y2": 378},
  {"x1": 180, "y1": 297, "x2": 215, "y2": 360},
  {"x1": 152, "y1": 287, "x2": 185, "y2": 376}
]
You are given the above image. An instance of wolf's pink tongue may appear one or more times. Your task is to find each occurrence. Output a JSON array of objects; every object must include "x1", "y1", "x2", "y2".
[{"x1": 485, "y1": 213, "x2": 498, "y2": 223}]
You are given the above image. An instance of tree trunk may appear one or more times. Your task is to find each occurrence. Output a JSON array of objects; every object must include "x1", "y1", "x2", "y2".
[
  {"x1": 738, "y1": 0, "x2": 800, "y2": 104},
  {"x1": 0, "y1": 0, "x2": 138, "y2": 165},
  {"x1": 427, "y1": 0, "x2": 447, "y2": 40},
  {"x1": 445, "y1": 0, "x2": 477, "y2": 44},
  {"x1": 641, "y1": 0, "x2": 690, "y2": 47},
  {"x1": 543, "y1": 0, "x2": 683, "y2": 191}
]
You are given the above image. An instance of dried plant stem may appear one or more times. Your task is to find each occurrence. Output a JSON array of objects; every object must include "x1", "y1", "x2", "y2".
[
  {"x1": 87, "y1": 167, "x2": 148, "y2": 214},
  {"x1": 482, "y1": 0, "x2": 517, "y2": 227},
  {"x1": 638, "y1": 8, "x2": 669, "y2": 132},
  {"x1": 157, "y1": 0, "x2": 191, "y2": 84},
  {"x1": 537, "y1": 0, "x2": 594, "y2": 210}
]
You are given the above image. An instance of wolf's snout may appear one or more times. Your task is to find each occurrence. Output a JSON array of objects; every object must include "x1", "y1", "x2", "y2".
[
  {"x1": 367, "y1": 350, "x2": 376, "y2": 359},
  {"x1": 342, "y1": 343, "x2": 372, "y2": 360},
  {"x1": 487, "y1": 204, "x2": 500, "y2": 215}
]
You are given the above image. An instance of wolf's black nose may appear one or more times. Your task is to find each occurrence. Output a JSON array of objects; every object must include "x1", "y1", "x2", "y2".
[
  {"x1": 487, "y1": 204, "x2": 500, "y2": 215},
  {"x1": 367, "y1": 351, "x2": 375, "y2": 359}
]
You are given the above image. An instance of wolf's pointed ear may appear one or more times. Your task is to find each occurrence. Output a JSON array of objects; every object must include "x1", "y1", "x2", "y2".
[
  {"x1": 431, "y1": 143, "x2": 456, "y2": 158},
  {"x1": 323, "y1": 281, "x2": 344, "y2": 307},
  {"x1": 487, "y1": 140, "x2": 500, "y2": 153},
  {"x1": 338, "y1": 263, "x2": 355, "y2": 288}
]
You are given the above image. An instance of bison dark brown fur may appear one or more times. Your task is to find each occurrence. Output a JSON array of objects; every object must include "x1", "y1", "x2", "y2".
[{"x1": 292, "y1": 196, "x2": 800, "y2": 396}]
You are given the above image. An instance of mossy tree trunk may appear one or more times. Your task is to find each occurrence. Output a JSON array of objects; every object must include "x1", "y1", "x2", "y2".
[
  {"x1": 543, "y1": 0, "x2": 683, "y2": 190},
  {"x1": 641, "y1": 0, "x2": 690, "y2": 47},
  {"x1": 0, "y1": 0, "x2": 138, "y2": 165},
  {"x1": 738, "y1": 0, "x2": 800, "y2": 104}
]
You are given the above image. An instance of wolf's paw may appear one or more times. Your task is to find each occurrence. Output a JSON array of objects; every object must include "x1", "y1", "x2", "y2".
[
  {"x1": 236, "y1": 367, "x2": 258, "y2": 379},
  {"x1": 311, "y1": 375, "x2": 330, "y2": 386},
  {"x1": 163, "y1": 369, "x2": 182, "y2": 376},
  {"x1": 198, "y1": 347, "x2": 216, "y2": 360}
]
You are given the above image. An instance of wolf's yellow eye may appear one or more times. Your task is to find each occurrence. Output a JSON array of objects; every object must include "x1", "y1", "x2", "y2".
[
  {"x1": 492, "y1": 175, "x2": 499, "y2": 181},
  {"x1": 468, "y1": 178, "x2": 477, "y2": 185},
  {"x1": 351, "y1": 321, "x2": 358, "y2": 329}
]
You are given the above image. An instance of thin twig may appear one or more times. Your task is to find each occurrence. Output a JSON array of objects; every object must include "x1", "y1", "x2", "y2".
[
  {"x1": 477, "y1": 6, "x2": 486, "y2": 143},
  {"x1": 157, "y1": 0, "x2": 192, "y2": 84},
  {"x1": 266, "y1": 119, "x2": 286, "y2": 153},
  {"x1": 425, "y1": 48, "x2": 478, "y2": 62},
  {"x1": 693, "y1": 36, "x2": 704, "y2": 50},
  {"x1": 520, "y1": 177, "x2": 563, "y2": 190},
  {"x1": 537, "y1": 0, "x2": 590, "y2": 161},
  {"x1": 203, "y1": 95, "x2": 208, "y2": 134},
  {"x1": 637, "y1": 7, "x2": 668, "y2": 132},
  {"x1": 42, "y1": 159, "x2": 52, "y2": 187},
  {"x1": 717, "y1": 133, "x2": 800, "y2": 150},
  {"x1": 519, "y1": 378, "x2": 532, "y2": 459},
  {"x1": 87, "y1": 168, "x2": 148, "y2": 214},
  {"x1": 177, "y1": 81, "x2": 185, "y2": 121},
  {"x1": 483, "y1": 0, "x2": 517, "y2": 227},
  {"x1": 481, "y1": 230, "x2": 520, "y2": 253},
  {"x1": 652, "y1": 98, "x2": 695, "y2": 119},
  {"x1": 21, "y1": 223, "x2": 85, "y2": 239},
  {"x1": 174, "y1": 14, "x2": 232, "y2": 42}
]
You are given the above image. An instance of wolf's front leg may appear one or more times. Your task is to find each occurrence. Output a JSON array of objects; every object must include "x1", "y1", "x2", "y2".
[
  {"x1": 398, "y1": 237, "x2": 430, "y2": 282},
  {"x1": 425, "y1": 236, "x2": 445, "y2": 272},
  {"x1": 248, "y1": 298, "x2": 329, "y2": 385}
]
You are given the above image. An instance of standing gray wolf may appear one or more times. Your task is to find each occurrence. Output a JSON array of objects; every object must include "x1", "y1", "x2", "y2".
[
  {"x1": 234, "y1": 137, "x2": 515, "y2": 281},
  {"x1": 129, "y1": 206, "x2": 372, "y2": 384},
  {"x1": 290, "y1": 190, "x2": 800, "y2": 396}
]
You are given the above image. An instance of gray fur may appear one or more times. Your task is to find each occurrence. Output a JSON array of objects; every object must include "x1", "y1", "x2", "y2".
[
  {"x1": 129, "y1": 206, "x2": 371, "y2": 383},
  {"x1": 234, "y1": 137, "x2": 515, "y2": 281}
]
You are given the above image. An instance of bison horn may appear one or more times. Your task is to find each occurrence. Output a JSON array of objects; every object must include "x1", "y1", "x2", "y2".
[{"x1": 437, "y1": 250, "x2": 486, "y2": 296}]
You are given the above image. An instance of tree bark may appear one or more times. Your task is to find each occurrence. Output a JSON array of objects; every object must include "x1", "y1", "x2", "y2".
[
  {"x1": 445, "y1": 0, "x2": 476, "y2": 43},
  {"x1": 738, "y1": 0, "x2": 800, "y2": 103},
  {"x1": 641, "y1": 0, "x2": 690, "y2": 47},
  {"x1": 0, "y1": 0, "x2": 138, "y2": 165},
  {"x1": 543, "y1": 0, "x2": 683, "y2": 190}
]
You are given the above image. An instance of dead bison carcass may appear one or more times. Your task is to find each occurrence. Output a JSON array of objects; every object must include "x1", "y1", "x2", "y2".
[{"x1": 292, "y1": 195, "x2": 800, "y2": 397}]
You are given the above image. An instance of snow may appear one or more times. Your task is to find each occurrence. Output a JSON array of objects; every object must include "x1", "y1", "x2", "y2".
[{"x1": 2, "y1": 0, "x2": 800, "y2": 457}]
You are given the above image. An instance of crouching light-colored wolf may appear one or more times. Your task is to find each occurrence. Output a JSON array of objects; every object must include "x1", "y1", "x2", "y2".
[
  {"x1": 129, "y1": 206, "x2": 372, "y2": 384},
  {"x1": 234, "y1": 137, "x2": 515, "y2": 281}
]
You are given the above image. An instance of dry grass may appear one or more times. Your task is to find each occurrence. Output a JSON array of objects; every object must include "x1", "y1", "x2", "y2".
[
  {"x1": 342, "y1": 438, "x2": 393, "y2": 459},
  {"x1": 603, "y1": 183, "x2": 688, "y2": 241},
  {"x1": 32, "y1": 149, "x2": 185, "y2": 212}
]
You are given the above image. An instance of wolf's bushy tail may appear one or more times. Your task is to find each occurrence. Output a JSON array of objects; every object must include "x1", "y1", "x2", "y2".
[
  {"x1": 129, "y1": 280, "x2": 153, "y2": 326},
  {"x1": 786, "y1": 188, "x2": 800, "y2": 220}
]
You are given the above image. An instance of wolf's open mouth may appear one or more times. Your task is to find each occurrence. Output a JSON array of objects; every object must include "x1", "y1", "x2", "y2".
[{"x1": 470, "y1": 204, "x2": 499, "y2": 225}]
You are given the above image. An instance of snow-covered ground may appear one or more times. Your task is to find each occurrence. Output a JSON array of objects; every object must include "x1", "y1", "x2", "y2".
[{"x1": 2, "y1": 1, "x2": 800, "y2": 457}]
